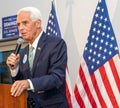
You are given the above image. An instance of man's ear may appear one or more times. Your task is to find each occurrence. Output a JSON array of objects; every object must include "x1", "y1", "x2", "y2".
[{"x1": 36, "y1": 19, "x2": 41, "y2": 28}]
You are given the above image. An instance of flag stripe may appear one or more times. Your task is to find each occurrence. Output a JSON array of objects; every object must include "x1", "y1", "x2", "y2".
[
  {"x1": 105, "y1": 55, "x2": 120, "y2": 106},
  {"x1": 87, "y1": 62, "x2": 112, "y2": 107},
  {"x1": 66, "y1": 67, "x2": 73, "y2": 108},
  {"x1": 75, "y1": 63, "x2": 92, "y2": 107},
  {"x1": 82, "y1": 61, "x2": 111, "y2": 106},
  {"x1": 99, "y1": 65, "x2": 119, "y2": 107},
  {"x1": 80, "y1": 66, "x2": 97, "y2": 108},
  {"x1": 74, "y1": 85, "x2": 85, "y2": 108},
  {"x1": 109, "y1": 57, "x2": 120, "y2": 92},
  {"x1": 66, "y1": 82, "x2": 73, "y2": 108},
  {"x1": 76, "y1": 57, "x2": 120, "y2": 108},
  {"x1": 105, "y1": 57, "x2": 120, "y2": 106},
  {"x1": 90, "y1": 74, "x2": 107, "y2": 107},
  {"x1": 81, "y1": 61, "x2": 102, "y2": 107},
  {"x1": 94, "y1": 69, "x2": 113, "y2": 107},
  {"x1": 113, "y1": 54, "x2": 120, "y2": 79}
]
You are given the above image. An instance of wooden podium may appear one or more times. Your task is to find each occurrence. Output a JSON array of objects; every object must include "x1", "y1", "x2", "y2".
[{"x1": 0, "y1": 84, "x2": 27, "y2": 108}]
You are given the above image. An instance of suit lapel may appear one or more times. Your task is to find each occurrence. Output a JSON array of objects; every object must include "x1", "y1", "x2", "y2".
[
  {"x1": 32, "y1": 32, "x2": 47, "y2": 73},
  {"x1": 21, "y1": 46, "x2": 31, "y2": 74}
]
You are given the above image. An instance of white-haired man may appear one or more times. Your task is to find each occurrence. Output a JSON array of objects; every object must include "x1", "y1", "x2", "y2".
[{"x1": 6, "y1": 7, "x2": 69, "y2": 108}]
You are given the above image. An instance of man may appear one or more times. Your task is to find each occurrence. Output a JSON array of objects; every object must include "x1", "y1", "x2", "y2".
[{"x1": 6, "y1": 7, "x2": 69, "y2": 108}]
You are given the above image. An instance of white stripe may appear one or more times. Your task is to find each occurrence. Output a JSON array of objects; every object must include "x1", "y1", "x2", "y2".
[
  {"x1": 66, "y1": 69, "x2": 73, "y2": 95},
  {"x1": 113, "y1": 54, "x2": 120, "y2": 79},
  {"x1": 81, "y1": 59, "x2": 101, "y2": 107},
  {"x1": 94, "y1": 66, "x2": 113, "y2": 107},
  {"x1": 104, "y1": 61, "x2": 120, "y2": 106},
  {"x1": 72, "y1": 93, "x2": 80, "y2": 108}
]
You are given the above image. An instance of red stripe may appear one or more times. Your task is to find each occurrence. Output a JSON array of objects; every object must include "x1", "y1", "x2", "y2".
[
  {"x1": 74, "y1": 85, "x2": 85, "y2": 108},
  {"x1": 91, "y1": 74, "x2": 107, "y2": 107},
  {"x1": 66, "y1": 82, "x2": 73, "y2": 108},
  {"x1": 66, "y1": 65, "x2": 73, "y2": 108},
  {"x1": 99, "y1": 65, "x2": 119, "y2": 107},
  {"x1": 80, "y1": 66, "x2": 97, "y2": 108},
  {"x1": 109, "y1": 57, "x2": 120, "y2": 92},
  {"x1": 66, "y1": 65, "x2": 69, "y2": 72}
]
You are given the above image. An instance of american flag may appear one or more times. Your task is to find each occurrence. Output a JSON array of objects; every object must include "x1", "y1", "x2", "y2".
[
  {"x1": 46, "y1": 1, "x2": 73, "y2": 108},
  {"x1": 74, "y1": 0, "x2": 120, "y2": 107},
  {"x1": 46, "y1": 1, "x2": 61, "y2": 37}
]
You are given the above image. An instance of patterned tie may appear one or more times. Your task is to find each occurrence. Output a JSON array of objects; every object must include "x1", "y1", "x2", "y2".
[{"x1": 29, "y1": 46, "x2": 34, "y2": 72}]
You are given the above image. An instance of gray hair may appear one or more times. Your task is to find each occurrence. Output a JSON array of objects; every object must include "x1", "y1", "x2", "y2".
[{"x1": 17, "y1": 7, "x2": 42, "y2": 21}]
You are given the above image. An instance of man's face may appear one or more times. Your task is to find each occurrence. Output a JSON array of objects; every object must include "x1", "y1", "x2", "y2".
[{"x1": 17, "y1": 11, "x2": 40, "y2": 43}]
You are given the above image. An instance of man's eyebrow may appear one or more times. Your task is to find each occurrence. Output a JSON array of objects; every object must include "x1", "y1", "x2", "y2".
[{"x1": 17, "y1": 20, "x2": 28, "y2": 25}]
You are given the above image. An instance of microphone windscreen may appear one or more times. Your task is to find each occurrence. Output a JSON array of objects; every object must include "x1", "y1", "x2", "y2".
[{"x1": 17, "y1": 38, "x2": 24, "y2": 44}]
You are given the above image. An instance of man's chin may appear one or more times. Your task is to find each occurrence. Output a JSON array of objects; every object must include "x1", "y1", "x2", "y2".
[{"x1": 22, "y1": 37, "x2": 29, "y2": 42}]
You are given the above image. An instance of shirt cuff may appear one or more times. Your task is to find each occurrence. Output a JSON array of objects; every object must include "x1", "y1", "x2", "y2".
[
  {"x1": 27, "y1": 79, "x2": 35, "y2": 92},
  {"x1": 10, "y1": 66, "x2": 19, "y2": 77}
]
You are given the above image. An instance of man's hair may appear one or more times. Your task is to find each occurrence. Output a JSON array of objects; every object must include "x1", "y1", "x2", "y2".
[{"x1": 17, "y1": 7, "x2": 42, "y2": 21}]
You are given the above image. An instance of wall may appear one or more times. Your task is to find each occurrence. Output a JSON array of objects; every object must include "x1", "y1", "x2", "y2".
[{"x1": 0, "y1": 0, "x2": 120, "y2": 89}]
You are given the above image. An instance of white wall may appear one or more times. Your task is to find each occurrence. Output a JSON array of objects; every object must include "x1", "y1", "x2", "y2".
[{"x1": 0, "y1": 0, "x2": 119, "y2": 89}]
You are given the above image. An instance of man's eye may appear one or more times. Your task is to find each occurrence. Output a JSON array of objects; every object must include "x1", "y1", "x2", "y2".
[
  {"x1": 23, "y1": 21, "x2": 28, "y2": 25},
  {"x1": 17, "y1": 21, "x2": 28, "y2": 27}
]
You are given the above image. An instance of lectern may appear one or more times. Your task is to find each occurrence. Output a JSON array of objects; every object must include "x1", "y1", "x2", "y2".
[{"x1": 0, "y1": 83, "x2": 27, "y2": 108}]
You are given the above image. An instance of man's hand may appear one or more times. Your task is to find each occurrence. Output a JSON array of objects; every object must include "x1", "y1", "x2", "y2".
[
  {"x1": 11, "y1": 80, "x2": 30, "y2": 97},
  {"x1": 6, "y1": 53, "x2": 20, "y2": 70}
]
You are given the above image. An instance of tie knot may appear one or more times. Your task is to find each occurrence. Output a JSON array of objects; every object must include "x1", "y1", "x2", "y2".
[{"x1": 29, "y1": 46, "x2": 34, "y2": 52}]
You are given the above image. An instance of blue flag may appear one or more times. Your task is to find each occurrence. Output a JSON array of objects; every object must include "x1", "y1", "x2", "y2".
[{"x1": 46, "y1": 2, "x2": 61, "y2": 38}]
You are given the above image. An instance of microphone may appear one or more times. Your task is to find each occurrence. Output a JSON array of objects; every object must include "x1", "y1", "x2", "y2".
[
  {"x1": 14, "y1": 37, "x2": 24, "y2": 55},
  {"x1": 11, "y1": 37, "x2": 24, "y2": 67}
]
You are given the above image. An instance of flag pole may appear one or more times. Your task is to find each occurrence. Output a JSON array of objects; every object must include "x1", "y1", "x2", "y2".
[
  {"x1": 51, "y1": 0, "x2": 56, "y2": 5},
  {"x1": 51, "y1": 0, "x2": 54, "y2": 2}
]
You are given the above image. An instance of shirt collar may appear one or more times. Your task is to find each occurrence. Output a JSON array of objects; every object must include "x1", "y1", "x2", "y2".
[{"x1": 29, "y1": 31, "x2": 43, "y2": 49}]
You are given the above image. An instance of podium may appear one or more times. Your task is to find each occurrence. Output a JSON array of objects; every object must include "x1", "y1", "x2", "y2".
[{"x1": 0, "y1": 84, "x2": 27, "y2": 108}]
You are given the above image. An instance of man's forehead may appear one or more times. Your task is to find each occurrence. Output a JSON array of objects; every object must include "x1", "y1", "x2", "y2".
[
  {"x1": 17, "y1": 11, "x2": 30, "y2": 18},
  {"x1": 17, "y1": 15, "x2": 31, "y2": 23}
]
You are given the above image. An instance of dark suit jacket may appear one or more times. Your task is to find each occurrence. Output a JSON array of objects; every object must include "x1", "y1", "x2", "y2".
[{"x1": 13, "y1": 32, "x2": 69, "y2": 108}]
